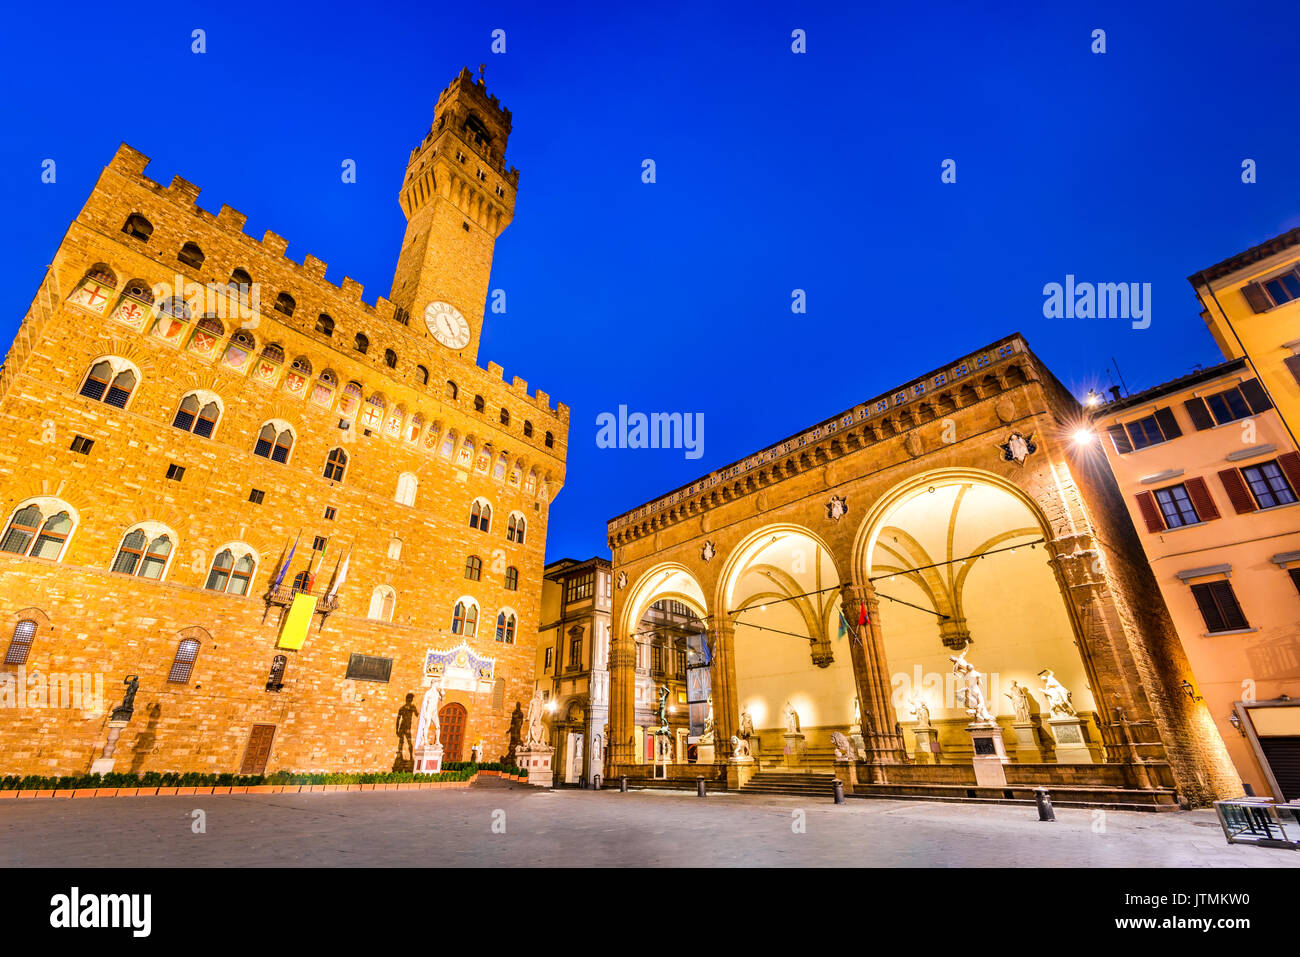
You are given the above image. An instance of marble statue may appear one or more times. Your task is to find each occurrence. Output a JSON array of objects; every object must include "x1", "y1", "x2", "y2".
[
  {"x1": 785, "y1": 703, "x2": 801, "y2": 734},
  {"x1": 739, "y1": 709, "x2": 754, "y2": 739},
  {"x1": 1039, "y1": 669, "x2": 1077, "y2": 717},
  {"x1": 700, "y1": 695, "x2": 716, "y2": 744},
  {"x1": 831, "y1": 730, "x2": 857, "y2": 762},
  {"x1": 572, "y1": 735, "x2": 584, "y2": 775},
  {"x1": 395, "y1": 693, "x2": 418, "y2": 760},
  {"x1": 950, "y1": 651, "x2": 994, "y2": 724},
  {"x1": 731, "y1": 735, "x2": 751, "y2": 759},
  {"x1": 525, "y1": 689, "x2": 548, "y2": 746},
  {"x1": 592, "y1": 733, "x2": 603, "y2": 771},
  {"x1": 1005, "y1": 681, "x2": 1032, "y2": 724},
  {"x1": 909, "y1": 697, "x2": 932, "y2": 728},
  {"x1": 414, "y1": 675, "x2": 445, "y2": 749}
]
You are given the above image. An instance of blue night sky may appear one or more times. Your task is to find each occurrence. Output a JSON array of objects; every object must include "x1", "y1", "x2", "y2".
[{"x1": 2, "y1": 1, "x2": 1298, "y2": 563}]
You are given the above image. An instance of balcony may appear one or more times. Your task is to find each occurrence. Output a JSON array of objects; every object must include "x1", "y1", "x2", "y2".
[{"x1": 261, "y1": 585, "x2": 340, "y2": 629}]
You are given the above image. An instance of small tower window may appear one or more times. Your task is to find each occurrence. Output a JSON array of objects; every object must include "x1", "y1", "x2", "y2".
[
  {"x1": 354, "y1": 333, "x2": 369, "y2": 354},
  {"x1": 274, "y1": 292, "x2": 296, "y2": 316},
  {"x1": 122, "y1": 214, "x2": 153, "y2": 242},
  {"x1": 315, "y1": 314, "x2": 334, "y2": 336},
  {"x1": 177, "y1": 242, "x2": 204, "y2": 269},
  {"x1": 473, "y1": 395, "x2": 485, "y2": 413},
  {"x1": 384, "y1": 349, "x2": 397, "y2": 369}
]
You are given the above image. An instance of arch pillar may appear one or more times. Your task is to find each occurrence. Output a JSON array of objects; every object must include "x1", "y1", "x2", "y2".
[
  {"x1": 839, "y1": 582, "x2": 905, "y2": 772},
  {"x1": 707, "y1": 614, "x2": 739, "y2": 764},
  {"x1": 608, "y1": 626, "x2": 637, "y2": 770}
]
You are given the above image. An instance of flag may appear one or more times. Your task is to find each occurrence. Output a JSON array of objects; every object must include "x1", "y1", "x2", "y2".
[
  {"x1": 327, "y1": 547, "x2": 351, "y2": 602},
  {"x1": 278, "y1": 593, "x2": 318, "y2": 650},
  {"x1": 699, "y1": 633, "x2": 713, "y2": 666},
  {"x1": 859, "y1": 603, "x2": 869, "y2": 627},
  {"x1": 271, "y1": 531, "x2": 300, "y2": 592},
  {"x1": 837, "y1": 610, "x2": 852, "y2": 639}
]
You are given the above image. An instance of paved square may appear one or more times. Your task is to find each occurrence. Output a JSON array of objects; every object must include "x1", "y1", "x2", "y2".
[{"x1": 2, "y1": 783, "x2": 1296, "y2": 867}]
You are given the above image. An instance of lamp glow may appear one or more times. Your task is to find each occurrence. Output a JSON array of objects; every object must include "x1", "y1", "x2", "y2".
[{"x1": 1072, "y1": 428, "x2": 1094, "y2": 446}]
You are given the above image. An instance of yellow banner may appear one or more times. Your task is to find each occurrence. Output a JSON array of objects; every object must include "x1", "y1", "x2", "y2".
[{"x1": 278, "y1": 593, "x2": 318, "y2": 650}]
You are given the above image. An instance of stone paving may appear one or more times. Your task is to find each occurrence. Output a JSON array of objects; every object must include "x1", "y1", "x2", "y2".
[{"x1": 2, "y1": 781, "x2": 1296, "y2": 867}]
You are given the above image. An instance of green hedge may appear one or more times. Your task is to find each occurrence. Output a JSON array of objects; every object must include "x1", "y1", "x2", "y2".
[{"x1": 0, "y1": 761, "x2": 525, "y2": 791}]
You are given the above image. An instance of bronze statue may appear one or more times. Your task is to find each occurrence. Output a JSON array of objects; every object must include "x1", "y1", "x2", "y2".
[
  {"x1": 111, "y1": 674, "x2": 139, "y2": 722},
  {"x1": 656, "y1": 685, "x2": 670, "y2": 732},
  {"x1": 395, "y1": 693, "x2": 417, "y2": 761}
]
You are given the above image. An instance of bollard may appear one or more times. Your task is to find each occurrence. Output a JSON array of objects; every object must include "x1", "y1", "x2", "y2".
[
  {"x1": 696, "y1": 776, "x2": 706, "y2": 798},
  {"x1": 620, "y1": 775, "x2": 628, "y2": 793},
  {"x1": 832, "y1": 779, "x2": 846, "y2": 805},
  {"x1": 1034, "y1": 787, "x2": 1055, "y2": 822},
  {"x1": 592, "y1": 773, "x2": 601, "y2": 791}
]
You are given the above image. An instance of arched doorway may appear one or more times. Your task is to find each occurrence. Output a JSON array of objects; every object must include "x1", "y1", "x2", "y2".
[{"x1": 439, "y1": 702, "x2": 467, "y2": 761}]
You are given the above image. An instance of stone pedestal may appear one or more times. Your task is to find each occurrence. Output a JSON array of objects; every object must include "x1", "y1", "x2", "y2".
[
  {"x1": 1047, "y1": 717, "x2": 1095, "y2": 764},
  {"x1": 833, "y1": 759, "x2": 859, "y2": 790},
  {"x1": 783, "y1": 732, "x2": 807, "y2": 769},
  {"x1": 515, "y1": 744, "x2": 554, "y2": 787},
  {"x1": 726, "y1": 754, "x2": 757, "y2": 789},
  {"x1": 90, "y1": 719, "x2": 129, "y2": 775},
  {"x1": 911, "y1": 724, "x2": 942, "y2": 765},
  {"x1": 967, "y1": 723, "x2": 1009, "y2": 788},
  {"x1": 1012, "y1": 721, "x2": 1049, "y2": 762},
  {"x1": 696, "y1": 742, "x2": 715, "y2": 765},
  {"x1": 413, "y1": 743, "x2": 444, "y2": 775}
]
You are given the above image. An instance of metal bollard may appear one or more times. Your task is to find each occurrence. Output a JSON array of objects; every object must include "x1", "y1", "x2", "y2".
[
  {"x1": 696, "y1": 776, "x2": 706, "y2": 798},
  {"x1": 592, "y1": 773, "x2": 602, "y2": 791},
  {"x1": 620, "y1": 775, "x2": 628, "y2": 793},
  {"x1": 1034, "y1": 787, "x2": 1055, "y2": 821},
  {"x1": 832, "y1": 779, "x2": 846, "y2": 805}
]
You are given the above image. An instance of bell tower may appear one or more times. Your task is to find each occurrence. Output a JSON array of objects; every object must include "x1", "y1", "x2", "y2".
[{"x1": 389, "y1": 66, "x2": 518, "y2": 365}]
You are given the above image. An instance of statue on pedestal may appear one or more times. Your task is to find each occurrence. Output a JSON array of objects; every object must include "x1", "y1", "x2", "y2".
[
  {"x1": 525, "y1": 689, "x2": 548, "y2": 746},
  {"x1": 656, "y1": 684, "x2": 670, "y2": 732},
  {"x1": 785, "y1": 702, "x2": 801, "y2": 734},
  {"x1": 111, "y1": 674, "x2": 139, "y2": 722},
  {"x1": 731, "y1": 735, "x2": 751, "y2": 759},
  {"x1": 1039, "y1": 669, "x2": 1077, "y2": 717},
  {"x1": 950, "y1": 650, "x2": 994, "y2": 725},
  {"x1": 831, "y1": 730, "x2": 857, "y2": 762},
  {"x1": 1005, "y1": 681, "x2": 1033, "y2": 724},
  {"x1": 415, "y1": 675, "x2": 445, "y2": 749},
  {"x1": 739, "y1": 709, "x2": 754, "y2": 739},
  {"x1": 909, "y1": 697, "x2": 932, "y2": 728},
  {"x1": 700, "y1": 695, "x2": 716, "y2": 744}
]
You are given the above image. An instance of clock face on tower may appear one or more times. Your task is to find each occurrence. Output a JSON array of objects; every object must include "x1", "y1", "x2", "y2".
[{"x1": 424, "y1": 300, "x2": 471, "y2": 350}]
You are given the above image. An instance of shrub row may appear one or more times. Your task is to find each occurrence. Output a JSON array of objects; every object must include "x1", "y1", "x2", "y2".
[{"x1": 0, "y1": 762, "x2": 525, "y2": 791}]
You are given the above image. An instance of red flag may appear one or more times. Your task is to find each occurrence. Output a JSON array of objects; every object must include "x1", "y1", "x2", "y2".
[{"x1": 858, "y1": 604, "x2": 869, "y2": 627}]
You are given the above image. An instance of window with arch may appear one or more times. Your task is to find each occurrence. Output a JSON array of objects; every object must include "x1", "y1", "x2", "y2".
[
  {"x1": 112, "y1": 524, "x2": 175, "y2": 580},
  {"x1": 469, "y1": 500, "x2": 492, "y2": 533},
  {"x1": 228, "y1": 268, "x2": 252, "y2": 301},
  {"x1": 387, "y1": 537, "x2": 402, "y2": 560},
  {"x1": 79, "y1": 357, "x2": 138, "y2": 409},
  {"x1": 177, "y1": 242, "x2": 205, "y2": 269},
  {"x1": 315, "y1": 313, "x2": 335, "y2": 336},
  {"x1": 324, "y1": 447, "x2": 348, "y2": 482},
  {"x1": 205, "y1": 546, "x2": 257, "y2": 596},
  {"x1": 523, "y1": 420, "x2": 534, "y2": 438},
  {"x1": 507, "y1": 513, "x2": 527, "y2": 544},
  {"x1": 416, "y1": 365, "x2": 429, "y2": 386},
  {"x1": 394, "y1": 306, "x2": 410, "y2": 326},
  {"x1": 172, "y1": 391, "x2": 221, "y2": 438},
  {"x1": 254, "y1": 422, "x2": 294, "y2": 463},
  {"x1": 446, "y1": 380, "x2": 458, "y2": 401},
  {"x1": 395, "y1": 472, "x2": 418, "y2": 507},
  {"x1": 354, "y1": 332, "x2": 369, "y2": 354},
  {"x1": 274, "y1": 292, "x2": 296, "y2": 316},
  {"x1": 545, "y1": 431, "x2": 555, "y2": 449},
  {"x1": 122, "y1": 213, "x2": 153, "y2": 241},
  {"x1": 167, "y1": 636, "x2": 200, "y2": 683},
  {"x1": 505, "y1": 566, "x2": 519, "y2": 591},
  {"x1": 465, "y1": 555, "x2": 483, "y2": 581},
  {"x1": 4, "y1": 618, "x2": 38, "y2": 665},
  {"x1": 473, "y1": 395, "x2": 485, "y2": 413},
  {"x1": 368, "y1": 585, "x2": 396, "y2": 622},
  {"x1": 499, "y1": 408, "x2": 510, "y2": 426},
  {"x1": 1, "y1": 499, "x2": 77, "y2": 561},
  {"x1": 384, "y1": 349, "x2": 397, "y2": 369},
  {"x1": 291, "y1": 570, "x2": 312, "y2": 594},
  {"x1": 451, "y1": 599, "x2": 479, "y2": 636},
  {"x1": 495, "y1": 611, "x2": 517, "y2": 644}
]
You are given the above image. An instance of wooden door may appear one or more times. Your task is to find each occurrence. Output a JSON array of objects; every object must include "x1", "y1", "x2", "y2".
[
  {"x1": 239, "y1": 724, "x2": 276, "y2": 775},
  {"x1": 439, "y1": 703, "x2": 467, "y2": 762}
]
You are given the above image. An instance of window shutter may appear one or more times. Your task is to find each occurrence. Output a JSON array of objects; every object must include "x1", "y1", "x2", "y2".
[
  {"x1": 1241, "y1": 282, "x2": 1273, "y2": 313},
  {"x1": 1153, "y1": 406, "x2": 1182, "y2": 440},
  {"x1": 1134, "y1": 491, "x2": 1165, "y2": 533},
  {"x1": 1190, "y1": 583, "x2": 1226, "y2": 633},
  {"x1": 1107, "y1": 423, "x2": 1133, "y2": 454},
  {"x1": 1184, "y1": 477, "x2": 1220, "y2": 521},
  {"x1": 1286, "y1": 355, "x2": 1300, "y2": 388},
  {"x1": 1239, "y1": 379, "x2": 1274, "y2": 415},
  {"x1": 1183, "y1": 397, "x2": 1215, "y2": 431},
  {"x1": 1279, "y1": 452, "x2": 1300, "y2": 494},
  {"x1": 1218, "y1": 468, "x2": 1257, "y2": 514}
]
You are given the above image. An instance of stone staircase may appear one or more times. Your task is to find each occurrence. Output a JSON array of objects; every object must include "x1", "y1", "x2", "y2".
[{"x1": 740, "y1": 769, "x2": 839, "y2": 797}]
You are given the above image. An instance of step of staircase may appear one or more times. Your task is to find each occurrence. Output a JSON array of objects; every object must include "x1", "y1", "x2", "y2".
[{"x1": 741, "y1": 770, "x2": 839, "y2": 796}]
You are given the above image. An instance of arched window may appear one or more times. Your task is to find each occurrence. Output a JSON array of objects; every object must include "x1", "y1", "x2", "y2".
[
  {"x1": 291, "y1": 570, "x2": 312, "y2": 594},
  {"x1": 495, "y1": 611, "x2": 517, "y2": 644},
  {"x1": 266, "y1": 655, "x2": 288, "y2": 692},
  {"x1": 384, "y1": 349, "x2": 397, "y2": 369},
  {"x1": 446, "y1": 380, "x2": 458, "y2": 401},
  {"x1": 465, "y1": 555, "x2": 483, "y2": 581},
  {"x1": 505, "y1": 566, "x2": 519, "y2": 591},
  {"x1": 507, "y1": 513, "x2": 527, "y2": 544},
  {"x1": 79, "y1": 357, "x2": 138, "y2": 409},
  {"x1": 4, "y1": 619, "x2": 38, "y2": 665},
  {"x1": 523, "y1": 420, "x2": 534, "y2": 438},
  {"x1": 204, "y1": 545, "x2": 257, "y2": 596},
  {"x1": 499, "y1": 408, "x2": 510, "y2": 426},
  {"x1": 473, "y1": 395, "x2": 485, "y2": 413},
  {"x1": 354, "y1": 332, "x2": 369, "y2": 354},
  {"x1": 167, "y1": 637, "x2": 200, "y2": 683},
  {"x1": 1, "y1": 498, "x2": 77, "y2": 561},
  {"x1": 112, "y1": 523, "x2": 175, "y2": 580},
  {"x1": 228, "y1": 268, "x2": 252, "y2": 301},
  {"x1": 172, "y1": 391, "x2": 222, "y2": 438},
  {"x1": 387, "y1": 537, "x2": 402, "y2": 560},
  {"x1": 451, "y1": 599, "x2": 479, "y2": 637},
  {"x1": 177, "y1": 242, "x2": 205, "y2": 269},
  {"x1": 394, "y1": 306, "x2": 410, "y2": 326},
  {"x1": 254, "y1": 422, "x2": 294, "y2": 463},
  {"x1": 324, "y1": 447, "x2": 347, "y2": 482},
  {"x1": 315, "y1": 313, "x2": 335, "y2": 336},
  {"x1": 545, "y1": 431, "x2": 555, "y2": 449},
  {"x1": 416, "y1": 365, "x2": 429, "y2": 386},
  {"x1": 274, "y1": 292, "x2": 296, "y2": 316},
  {"x1": 368, "y1": 585, "x2": 396, "y2": 622},
  {"x1": 122, "y1": 213, "x2": 153, "y2": 241},
  {"x1": 395, "y1": 472, "x2": 418, "y2": 507},
  {"x1": 469, "y1": 499, "x2": 492, "y2": 532}
]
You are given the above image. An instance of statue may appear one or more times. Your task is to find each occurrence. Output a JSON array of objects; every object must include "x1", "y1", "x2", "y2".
[
  {"x1": 950, "y1": 650, "x2": 994, "y2": 724},
  {"x1": 656, "y1": 684, "x2": 670, "y2": 732},
  {"x1": 1005, "y1": 681, "x2": 1033, "y2": 723},
  {"x1": 414, "y1": 675, "x2": 445, "y2": 749},
  {"x1": 854, "y1": 696, "x2": 861, "y2": 727},
  {"x1": 395, "y1": 693, "x2": 418, "y2": 760},
  {"x1": 111, "y1": 674, "x2": 140, "y2": 721},
  {"x1": 909, "y1": 697, "x2": 932, "y2": 728},
  {"x1": 739, "y1": 709, "x2": 754, "y2": 739},
  {"x1": 785, "y1": 702, "x2": 801, "y2": 734},
  {"x1": 525, "y1": 689, "x2": 548, "y2": 746},
  {"x1": 1039, "y1": 669, "x2": 1077, "y2": 717},
  {"x1": 591, "y1": 733, "x2": 603, "y2": 772},
  {"x1": 572, "y1": 735, "x2": 584, "y2": 776},
  {"x1": 700, "y1": 695, "x2": 716, "y2": 744},
  {"x1": 731, "y1": 735, "x2": 751, "y2": 759},
  {"x1": 831, "y1": 730, "x2": 858, "y2": 762}
]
